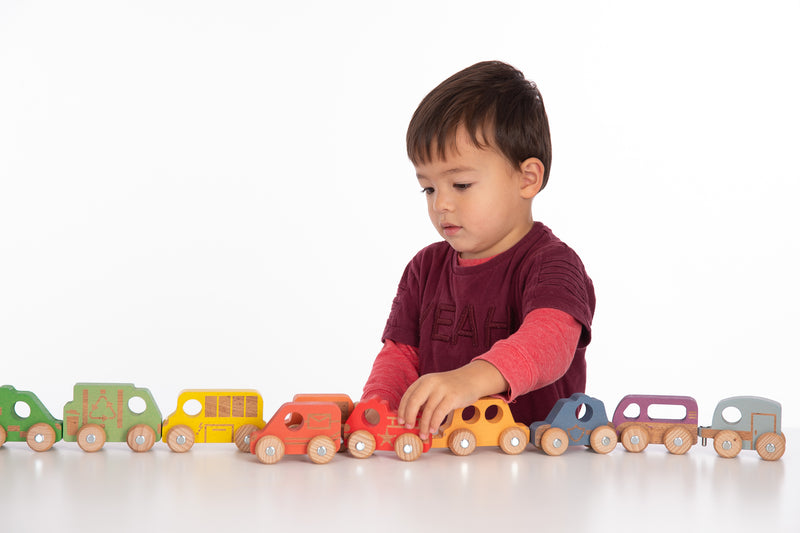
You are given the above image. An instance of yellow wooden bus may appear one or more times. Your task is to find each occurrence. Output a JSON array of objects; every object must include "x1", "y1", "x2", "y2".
[{"x1": 162, "y1": 389, "x2": 265, "y2": 452}]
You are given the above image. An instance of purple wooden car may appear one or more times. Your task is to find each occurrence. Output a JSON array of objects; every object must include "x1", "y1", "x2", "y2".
[{"x1": 612, "y1": 394, "x2": 699, "y2": 455}]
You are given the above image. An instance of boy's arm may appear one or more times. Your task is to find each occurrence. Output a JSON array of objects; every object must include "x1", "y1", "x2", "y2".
[
  {"x1": 397, "y1": 308, "x2": 581, "y2": 438},
  {"x1": 474, "y1": 307, "x2": 582, "y2": 399},
  {"x1": 361, "y1": 339, "x2": 420, "y2": 410}
]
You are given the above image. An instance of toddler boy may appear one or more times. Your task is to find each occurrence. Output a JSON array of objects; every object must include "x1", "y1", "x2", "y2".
[{"x1": 362, "y1": 61, "x2": 595, "y2": 439}]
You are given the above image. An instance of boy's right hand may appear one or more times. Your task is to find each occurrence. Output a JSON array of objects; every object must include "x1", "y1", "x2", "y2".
[{"x1": 396, "y1": 360, "x2": 508, "y2": 439}]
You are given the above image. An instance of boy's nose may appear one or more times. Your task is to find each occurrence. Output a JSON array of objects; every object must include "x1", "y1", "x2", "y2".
[{"x1": 432, "y1": 191, "x2": 453, "y2": 213}]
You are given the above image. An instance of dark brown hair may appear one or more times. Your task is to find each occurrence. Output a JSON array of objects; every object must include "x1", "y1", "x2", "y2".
[{"x1": 406, "y1": 60, "x2": 552, "y2": 189}]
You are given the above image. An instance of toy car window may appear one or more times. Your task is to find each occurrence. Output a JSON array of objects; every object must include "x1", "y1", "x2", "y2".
[
  {"x1": 283, "y1": 411, "x2": 304, "y2": 430},
  {"x1": 647, "y1": 404, "x2": 686, "y2": 420},
  {"x1": 461, "y1": 405, "x2": 479, "y2": 424},
  {"x1": 622, "y1": 403, "x2": 640, "y2": 419},
  {"x1": 485, "y1": 404, "x2": 503, "y2": 424},
  {"x1": 182, "y1": 399, "x2": 203, "y2": 416},
  {"x1": 14, "y1": 400, "x2": 31, "y2": 418},
  {"x1": 128, "y1": 396, "x2": 147, "y2": 414},
  {"x1": 577, "y1": 403, "x2": 594, "y2": 422},
  {"x1": 721, "y1": 406, "x2": 742, "y2": 424}
]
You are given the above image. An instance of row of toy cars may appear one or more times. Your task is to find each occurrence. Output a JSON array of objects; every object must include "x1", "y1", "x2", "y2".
[
  {"x1": 0, "y1": 383, "x2": 786, "y2": 462},
  {"x1": 530, "y1": 393, "x2": 786, "y2": 461},
  {"x1": 0, "y1": 384, "x2": 526, "y2": 462}
]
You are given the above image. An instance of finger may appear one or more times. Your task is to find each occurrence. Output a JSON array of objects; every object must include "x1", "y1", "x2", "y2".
[
  {"x1": 417, "y1": 391, "x2": 446, "y2": 438},
  {"x1": 421, "y1": 396, "x2": 455, "y2": 438},
  {"x1": 427, "y1": 400, "x2": 454, "y2": 437},
  {"x1": 397, "y1": 380, "x2": 426, "y2": 428}
]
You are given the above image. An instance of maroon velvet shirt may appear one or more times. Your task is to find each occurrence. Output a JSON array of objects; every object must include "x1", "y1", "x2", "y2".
[{"x1": 382, "y1": 222, "x2": 596, "y2": 425}]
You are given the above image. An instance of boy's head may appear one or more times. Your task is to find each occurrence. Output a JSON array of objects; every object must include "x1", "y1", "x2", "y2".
[{"x1": 406, "y1": 60, "x2": 552, "y2": 190}]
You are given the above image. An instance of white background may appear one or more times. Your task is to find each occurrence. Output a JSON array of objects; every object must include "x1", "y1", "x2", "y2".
[{"x1": 1, "y1": 0, "x2": 798, "y2": 427}]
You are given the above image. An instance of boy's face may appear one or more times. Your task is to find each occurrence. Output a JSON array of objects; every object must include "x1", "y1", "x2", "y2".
[{"x1": 415, "y1": 127, "x2": 540, "y2": 259}]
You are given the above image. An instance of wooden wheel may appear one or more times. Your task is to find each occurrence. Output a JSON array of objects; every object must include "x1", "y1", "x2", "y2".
[
  {"x1": 394, "y1": 433, "x2": 423, "y2": 461},
  {"x1": 448, "y1": 429, "x2": 477, "y2": 456},
  {"x1": 499, "y1": 426, "x2": 528, "y2": 455},
  {"x1": 347, "y1": 429, "x2": 376, "y2": 459},
  {"x1": 307, "y1": 435, "x2": 336, "y2": 464},
  {"x1": 26, "y1": 423, "x2": 57, "y2": 452},
  {"x1": 713, "y1": 430, "x2": 742, "y2": 458},
  {"x1": 533, "y1": 424, "x2": 550, "y2": 449},
  {"x1": 234, "y1": 424, "x2": 258, "y2": 453},
  {"x1": 755, "y1": 432, "x2": 785, "y2": 461},
  {"x1": 541, "y1": 427, "x2": 569, "y2": 456},
  {"x1": 0, "y1": 425, "x2": 6, "y2": 447},
  {"x1": 126, "y1": 424, "x2": 156, "y2": 452},
  {"x1": 589, "y1": 425, "x2": 617, "y2": 454},
  {"x1": 166, "y1": 425, "x2": 195, "y2": 453},
  {"x1": 620, "y1": 425, "x2": 649, "y2": 453},
  {"x1": 664, "y1": 426, "x2": 693, "y2": 455},
  {"x1": 255, "y1": 435, "x2": 285, "y2": 464},
  {"x1": 76, "y1": 424, "x2": 106, "y2": 452}
]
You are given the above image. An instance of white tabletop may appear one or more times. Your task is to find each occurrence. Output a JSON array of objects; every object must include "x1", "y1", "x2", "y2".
[{"x1": 2, "y1": 429, "x2": 797, "y2": 533}]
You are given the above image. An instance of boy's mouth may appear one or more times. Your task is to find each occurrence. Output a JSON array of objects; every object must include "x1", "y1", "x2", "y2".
[{"x1": 442, "y1": 224, "x2": 462, "y2": 237}]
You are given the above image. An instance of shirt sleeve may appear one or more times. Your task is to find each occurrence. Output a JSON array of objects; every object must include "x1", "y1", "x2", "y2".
[
  {"x1": 361, "y1": 339, "x2": 420, "y2": 410},
  {"x1": 474, "y1": 307, "x2": 582, "y2": 402},
  {"x1": 522, "y1": 244, "x2": 594, "y2": 349}
]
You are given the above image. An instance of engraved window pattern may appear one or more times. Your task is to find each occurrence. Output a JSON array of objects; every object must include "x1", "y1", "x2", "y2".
[{"x1": 204, "y1": 395, "x2": 259, "y2": 418}]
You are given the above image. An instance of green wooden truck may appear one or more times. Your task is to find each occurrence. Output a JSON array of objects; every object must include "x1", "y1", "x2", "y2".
[
  {"x1": 63, "y1": 383, "x2": 162, "y2": 452},
  {"x1": 0, "y1": 385, "x2": 63, "y2": 452}
]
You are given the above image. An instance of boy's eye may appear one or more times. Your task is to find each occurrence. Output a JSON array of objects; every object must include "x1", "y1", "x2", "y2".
[
  {"x1": 421, "y1": 187, "x2": 434, "y2": 195},
  {"x1": 453, "y1": 183, "x2": 472, "y2": 191}
]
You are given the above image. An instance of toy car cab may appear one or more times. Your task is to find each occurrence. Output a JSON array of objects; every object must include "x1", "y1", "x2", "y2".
[
  {"x1": 250, "y1": 401, "x2": 342, "y2": 465},
  {"x1": 344, "y1": 397, "x2": 431, "y2": 461},
  {"x1": 162, "y1": 389, "x2": 265, "y2": 452},
  {"x1": 698, "y1": 396, "x2": 785, "y2": 461},
  {"x1": 0, "y1": 385, "x2": 63, "y2": 452},
  {"x1": 611, "y1": 394, "x2": 698, "y2": 455},
  {"x1": 531, "y1": 393, "x2": 617, "y2": 456},
  {"x1": 431, "y1": 397, "x2": 529, "y2": 456},
  {"x1": 293, "y1": 393, "x2": 354, "y2": 452}
]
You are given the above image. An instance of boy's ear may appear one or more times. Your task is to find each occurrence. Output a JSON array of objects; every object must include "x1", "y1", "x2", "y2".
[{"x1": 518, "y1": 157, "x2": 545, "y2": 199}]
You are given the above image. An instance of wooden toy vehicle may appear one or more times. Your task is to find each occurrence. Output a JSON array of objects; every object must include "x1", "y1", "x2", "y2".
[
  {"x1": 344, "y1": 397, "x2": 432, "y2": 461},
  {"x1": 698, "y1": 396, "x2": 785, "y2": 461},
  {"x1": 162, "y1": 389, "x2": 265, "y2": 452},
  {"x1": 612, "y1": 394, "x2": 698, "y2": 455},
  {"x1": 431, "y1": 397, "x2": 530, "y2": 456},
  {"x1": 293, "y1": 393, "x2": 354, "y2": 452},
  {"x1": 63, "y1": 383, "x2": 162, "y2": 452},
  {"x1": 531, "y1": 393, "x2": 617, "y2": 456},
  {"x1": 0, "y1": 385, "x2": 63, "y2": 452},
  {"x1": 250, "y1": 401, "x2": 342, "y2": 465}
]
